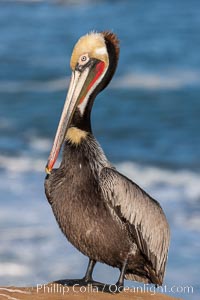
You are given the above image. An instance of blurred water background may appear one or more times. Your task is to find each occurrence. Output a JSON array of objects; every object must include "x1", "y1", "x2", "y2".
[{"x1": 0, "y1": 0, "x2": 199, "y2": 299}]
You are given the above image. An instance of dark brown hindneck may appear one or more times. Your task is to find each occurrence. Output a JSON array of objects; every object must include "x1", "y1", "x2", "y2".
[{"x1": 70, "y1": 107, "x2": 92, "y2": 133}]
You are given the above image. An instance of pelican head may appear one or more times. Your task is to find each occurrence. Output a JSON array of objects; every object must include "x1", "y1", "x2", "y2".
[{"x1": 46, "y1": 31, "x2": 119, "y2": 174}]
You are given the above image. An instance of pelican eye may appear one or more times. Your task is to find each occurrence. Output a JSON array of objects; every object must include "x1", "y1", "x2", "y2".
[
  {"x1": 78, "y1": 54, "x2": 90, "y2": 66},
  {"x1": 81, "y1": 55, "x2": 87, "y2": 61}
]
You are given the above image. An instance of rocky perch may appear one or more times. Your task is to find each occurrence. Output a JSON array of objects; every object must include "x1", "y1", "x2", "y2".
[{"x1": 0, "y1": 284, "x2": 183, "y2": 300}]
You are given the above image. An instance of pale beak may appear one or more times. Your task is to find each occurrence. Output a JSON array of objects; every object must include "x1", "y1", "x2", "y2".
[{"x1": 45, "y1": 67, "x2": 90, "y2": 174}]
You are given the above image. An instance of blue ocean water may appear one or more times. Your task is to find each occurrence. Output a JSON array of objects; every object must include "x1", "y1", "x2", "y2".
[{"x1": 0, "y1": 1, "x2": 199, "y2": 299}]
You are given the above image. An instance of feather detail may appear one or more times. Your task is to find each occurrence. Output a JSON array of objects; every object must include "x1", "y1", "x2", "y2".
[
  {"x1": 100, "y1": 167, "x2": 170, "y2": 285},
  {"x1": 101, "y1": 31, "x2": 120, "y2": 62}
]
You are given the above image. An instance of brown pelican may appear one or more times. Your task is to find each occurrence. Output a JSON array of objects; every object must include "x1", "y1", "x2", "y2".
[{"x1": 45, "y1": 31, "x2": 170, "y2": 292}]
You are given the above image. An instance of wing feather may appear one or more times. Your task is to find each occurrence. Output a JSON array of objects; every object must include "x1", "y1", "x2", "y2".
[{"x1": 100, "y1": 167, "x2": 170, "y2": 280}]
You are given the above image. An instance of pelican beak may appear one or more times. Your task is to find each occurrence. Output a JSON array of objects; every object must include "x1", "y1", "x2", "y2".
[
  {"x1": 45, "y1": 60, "x2": 105, "y2": 174},
  {"x1": 45, "y1": 69, "x2": 88, "y2": 174}
]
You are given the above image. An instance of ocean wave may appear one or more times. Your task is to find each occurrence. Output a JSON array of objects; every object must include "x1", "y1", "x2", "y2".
[
  {"x1": 0, "y1": 78, "x2": 69, "y2": 93},
  {"x1": 112, "y1": 70, "x2": 200, "y2": 89},
  {"x1": 29, "y1": 137, "x2": 52, "y2": 152},
  {"x1": 0, "y1": 154, "x2": 199, "y2": 238},
  {"x1": 118, "y1": 162, "x2": 200, "y2": 202},
  {"x1": 6, "y1": 0, "x2": 42, "y2": 2},
  {"x1": 7, "y1": 0, "x2": 94, "y2": 3},
  {"x1": 0, "y1": 264, "x2": 29, "y2": 277},
  {"x1": 0, "y1": 226, "x2": 53, "y2": 241},
  {"x1": 0, "y1": 157, "x2": 199, "y2": 288},
  {"x1": 0, "y1": 155, "x2": 46, "y2": 173},
  {"x1": 0, "y1": 70, "x2": 199, "y2": 93},
  {"x1": 1, "y1": 154, "x2": 200, "y2": 204}
]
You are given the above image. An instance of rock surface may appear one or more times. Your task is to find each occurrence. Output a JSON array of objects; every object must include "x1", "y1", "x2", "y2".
[{"x1": 0, "y1": 284, "x2": 183, "y2": 300}]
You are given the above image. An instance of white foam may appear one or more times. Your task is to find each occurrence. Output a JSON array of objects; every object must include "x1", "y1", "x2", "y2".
[
  {"x1": 0, "y1": 264, "x2": 29, "y2": 277},
  {"x1": 0, "y1": 155, "x2": 45, "y2": 173},
  {"x1": 0, "y1": 77, "x2": 69, "y2": 93},
  {"x1": 1, "y1": 70, "x2": 199, "y2": 93},
  {"x1": 0, "y1": 154, "x2": 200, "y2": 202},
  {"x1": 117, "y1": 161, "x2": 200, "y2": 201},
  {"x1": 112, "y1": 70, "x2": 200, "y2": 89},
  {"x1": 29, "y1": 137, "x2": 52, "y2": 152},
  {"x1": 0, "y1": 158, "x2": 199, "y2": 287}
]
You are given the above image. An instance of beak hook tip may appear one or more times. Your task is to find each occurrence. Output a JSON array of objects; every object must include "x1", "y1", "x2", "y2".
[{"x1": 45, "y1": 165, "x2": 52, "y2": 175}]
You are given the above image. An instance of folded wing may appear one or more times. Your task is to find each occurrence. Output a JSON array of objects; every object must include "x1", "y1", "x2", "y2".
[{"x1": 100, "y1": 167, "x2": 170, "y2": 283}]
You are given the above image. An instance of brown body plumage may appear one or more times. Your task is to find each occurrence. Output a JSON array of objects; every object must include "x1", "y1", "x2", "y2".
[{"x1": 45, "y1": 31, "x2": 170, "y2": 290}]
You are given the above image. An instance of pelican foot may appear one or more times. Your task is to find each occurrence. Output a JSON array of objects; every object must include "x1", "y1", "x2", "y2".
[
  {"x1": 54, "y1": 278, "x2": 95, "y2": 286},
  {"x1": 54, "y1": 279, "x2": 124, "y2": 293}
]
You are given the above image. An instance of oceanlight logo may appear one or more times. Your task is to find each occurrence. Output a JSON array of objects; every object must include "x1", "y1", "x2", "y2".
[
  {"x1": 133, "y1": 284, "x2": 194, "y2": 295},
  {"x1": 36, "y1": 283, "x2": 194, "y2": 295}
]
